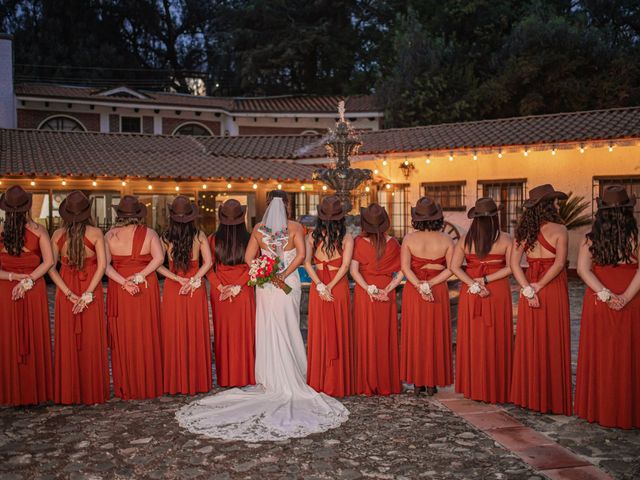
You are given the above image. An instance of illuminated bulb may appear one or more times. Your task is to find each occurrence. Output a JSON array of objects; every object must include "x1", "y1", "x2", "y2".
[
  {"x1": 608, "y1": 144, "x2": 614, "y2": 152},
  {"x1": 373, "y1": 169, "x2": 379, "y2": 175},
  {"x1": 449, "y1": 154, "x2": 454, "y2": 162},
  {"x1": 322, "y1": 185, "x2": 327, "y2": 191},
  {"x1": 551, "y1": 148, "x2": 556, "y2": 156},
  {"x1": 498, "y1": 152, "x2": 503, "y2": 159},
  {"x1": 202, "y1": 184, "x2": 207, "y2": 189},
  {"x1": 473, "y1": 154, "x2": 478, "y2": 161},
  {"x1": 365, "y1": 186, "x2": 370, "y2": 192},
  {"x1": 403, "y1": 160, "x2": 409, "y2": 166},
  {"x1": 121, "y1": 181, "x2": 127, "y2": 187},
  {"x1": 391, "y1": 192, "x2": 395, "y2": 197},
  {"x1": 300, "y1": 185, "x2": 305, "y2": 191},
  {"x1": 175, "y1": 186, "x2": 180, "y2": 191},
  {"x1": 382, "y1": 160, "x2": 388, "y2": 166},
  {"x1": 30, "y1": 181, "x2": 36, "y2": 186},
  {"x1": 579, "y1": 146, "x2": 585, "y2": 154},
  {"x1": 227, "y1": 183, "x2": 232, "y2": 189},
  {"x1": 252, "y1": 183, "x2": 258, "y2": 190},
  {"x1": 277, "y1": 184, "x2": 282, "y2": 190},
  {"x1": 426, "y1": 158, "x2": 431, "y2": 164},
  {"x1": 92, "y1": 181, "x2": 97, "y2": 187},
  {"x1": 385, "y1": 184, "x2": 391, "y2": 190},
  {"x1": 147, "y1": 185, "x2": 153, "y2": 190},
  {"x1": 523, "y1": 149, "x2": 529, "y2": 157},
  {"x1": 61, "y1": 180, "x2": 67, "y2": 186}
]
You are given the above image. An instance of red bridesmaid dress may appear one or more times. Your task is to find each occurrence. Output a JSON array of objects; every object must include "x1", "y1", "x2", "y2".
[
  {"x1": 207, "y1": 237, "x2": 255, "y2": 387},
  {"x1": 54, "y1": 233, "x2": 109, "y2": 404},
  {"x1": 510, "y1": 232, "x2": 572, "y2": 415},
  {"x1": 401, "y1": 256, "x2": 453, "y2": 389},
  {"x1": 575, "y1": 263, "x2": 640, "y2": 428},
  {"x1": 162, "y1": 259, "x2": 212, "y2": 395},
  {"x1": 0, "y1": 229, "x2": 53, "y2": 405},
  {"x1": 353, "y1": 236, "x2": 401, "y2": 395},
  {"x1": 456, "y1": 254, "x2": 513, "y2": 403},
  {"x1": 307, "y1": 255, "x2": 353, "y2": 397},
  {"x1": 107, "y1": 225, "x2": 163, "y2": 400}
]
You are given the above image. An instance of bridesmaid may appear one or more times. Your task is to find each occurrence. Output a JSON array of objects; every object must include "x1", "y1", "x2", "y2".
[
  {"x1": 304, "y1": 196, "x2": 354, "y2": 397},
  {"x1": 450, "y1": 198, "x2": 513, "y2": 404},
  {"x1": 207, "y1": 199, "x2": 256, "y2": 387},
  {"x1": 576, "y1": 185, "x2": 640, "y2": 428},
  {"x1": 0, "y1": 186, "x2": 54, "y2": 406},
  {"x1": 158, "y1": 196, "x2": 212, "y2": 395},
  {"x1": 400, "y1": 197, "x2": 453, "y2": 396},
  {"x1": 49, "y1": 191, "x2": 109, "y2": 404},
  {"x1": 105, "y1": 195, "x2": 164, "y2": 400},
  {"x1": 510, "y1": 184, "x2": 572, "y2": 415},
  {"x1": 350, "y1": 204, "x2": 403, "y2": 396}
]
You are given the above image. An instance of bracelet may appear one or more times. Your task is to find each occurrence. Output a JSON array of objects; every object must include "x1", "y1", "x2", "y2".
[
  {"x1": 483, "y1": 275, "x2": 489, "y2": 285},
  {"x1": 596, "y1": 288, "x2": 612, "y2": 303},
  {"x1": 20, "y1": 278, "x2": 35, "y2": 291},
  {"x1": 468, "y1": 282, "x2": 482, "y2": 295},
  {"x1": 419, "y1": 282, "x2": 432, "y2": 295},
  {"x1": 521, "y1": 285, "x2": 536, "y2": 299}
]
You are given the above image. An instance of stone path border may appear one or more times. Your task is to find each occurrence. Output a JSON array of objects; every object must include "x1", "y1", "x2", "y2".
[{"x1": 435, "y1": 391, "x2": 612, "y2": 480}]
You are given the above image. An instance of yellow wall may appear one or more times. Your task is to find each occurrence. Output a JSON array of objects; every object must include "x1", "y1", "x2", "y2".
[{"x1": 357, "y1": 141, "x2": 640, "y2": 266}]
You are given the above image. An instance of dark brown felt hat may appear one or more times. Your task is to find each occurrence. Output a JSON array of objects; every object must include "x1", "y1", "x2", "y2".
[
  {"x1": 0, "y1": 185, "x2": 32, "y2": 213},
  {"x1": 411, "y1": 197, "x2": 443, "y2": 221},
  {"x1": 523, "y1": 184, "x2": 568, "y2": 208},
  {"x1": 112, "y1": 195, "x2": 147, "y2": 219},
  {"x1": 360, "y1": 203, "x2": 390, "y2": 234},
  {"x1": 169, "y1": 195, "x2": 199, "y2": 223},
  {"x1": 317, "y1": 195, "x2": 346, "y2": 221},
  {"x1": 218, "y1": 199, "x2": 247, "y2": 225},
  {"x1": 59, "y1": 190, "x2": 93, "y2": 223},
  {"x1": 597, "y1": 185, "x2": 637, "y2": 209},
  {"x1": 468, "y1": 197, "x2": 499, "y2": 219}
]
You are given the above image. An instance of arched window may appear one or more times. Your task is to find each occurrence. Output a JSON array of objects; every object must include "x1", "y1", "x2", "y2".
[
  {"x1": 38, "y1": 115, "x2": 86, "y2": 132},
  {"x1": 173, "y1": 122, "x2": 213, "y2": 136}
]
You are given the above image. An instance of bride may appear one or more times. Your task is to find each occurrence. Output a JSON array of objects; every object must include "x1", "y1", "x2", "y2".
[{"x1": 176, "y1": 190, "x2": 349, "y2": 442}]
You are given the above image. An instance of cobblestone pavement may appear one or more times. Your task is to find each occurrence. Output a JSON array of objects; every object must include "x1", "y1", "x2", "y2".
[{"x1": 0, "y1": 278, "x2": 638, "y2": 479}]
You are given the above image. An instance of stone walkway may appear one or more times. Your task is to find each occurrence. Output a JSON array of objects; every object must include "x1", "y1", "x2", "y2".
[{"x1": 0, "y1": 278, "x2": 638, "y2": 479}]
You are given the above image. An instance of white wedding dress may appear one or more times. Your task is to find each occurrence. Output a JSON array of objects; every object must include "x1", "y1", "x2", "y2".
[{"x1": 176, "y1": 199, "x2": 348, "y2": 442}]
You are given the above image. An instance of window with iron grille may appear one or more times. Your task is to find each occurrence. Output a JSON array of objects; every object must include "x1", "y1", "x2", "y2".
[
  {"x1": 593, "y1": 176, "x2": 640, "y2": 223},
  {"x1": 377, "y1": 184, "x2": 409, "y2": 237},
  {"x1": 422, "y1": 181, "x2": 466, "y2": 211},
  {"x1": 477, "y1": 180, "x2": 526, "y2": 234}
]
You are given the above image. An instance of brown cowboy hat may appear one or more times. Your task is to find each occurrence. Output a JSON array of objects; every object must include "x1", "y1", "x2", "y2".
[
  {"x1": 168, "y1": 195, "x2": 199, "y2": 223},
  {"x1": 411, "y1": 196, "x2": 443, "y2": 221},
  {"x1": 218, "y1": 199, "x2": 247, "y2": 225},
  {"x1": 597, "y1": 185, "x2": 637, "y2": 209},
  {"x1": 468, "y1": 197, "x2": 499, "y2": 219},
  {"x1": 523, "y1": 184, "x2": 568, "y2": 208},
  {"x1": 0, "y1": 185, "x2": 32, "y2": 213},
  {"x1": 360, "y1": 203, "x2": 390, "y2": 234},
  {"x1": 317, "y1": 195, "x2": 346, "y2": 221},
  {"x1": 59, "y1": 190, "x2": 93, "y2": 223},
  {"x1": 112, "y1": 195, "x2": 147, "y2": 219}
]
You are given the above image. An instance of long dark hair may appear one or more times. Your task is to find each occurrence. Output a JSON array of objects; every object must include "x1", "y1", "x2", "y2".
[
  {"x1": 163, "y1": 219, "x2": 198, "y2": 273},
  {"x1": 587, "y1": 207, "x2": 638, "y2": 265},
  {"x1": 2, "y1": 211, "x2": 28, "y2": 256},
  {"x1": 515, "y1": 199, "x2": 563, "y2": 251},
  {"x1": 64, "y1": 218, "x2": 92, "y2": 270},
  {"x1": 464, "y1": 216, "x2": 501, "y2": 259},
  {"x1": 362, "y1": 231, "x2": 387, "y2": 261},
  {"x1": 312, "y1": 218, "x2": 346, "y2": 258},
  {"x1": 214, "y1": 223, "x2": 250, "y2": 267}
]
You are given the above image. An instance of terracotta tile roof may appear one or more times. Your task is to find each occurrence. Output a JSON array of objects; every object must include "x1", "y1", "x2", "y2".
[
  {"x1": 198, "y1": 134, "x2": 323, "y2": 159},
  {"x1": 15, "y1": 84, "x2": 380, "y2": 114},
  {"x1": 0, "y1": 129, "x2": 314, "y2": 181}
]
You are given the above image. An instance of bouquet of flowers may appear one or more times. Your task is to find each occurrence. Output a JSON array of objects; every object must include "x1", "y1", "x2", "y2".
[{"x1": 248, "y1": 255, "x2": 292, "y2": 294}]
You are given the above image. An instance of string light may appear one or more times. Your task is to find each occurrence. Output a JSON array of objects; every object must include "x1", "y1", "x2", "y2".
[
  {"x1": 227, "y1": 183, "x2": 232, "y2": 189},
  {"x1": 608, "y1": 144, "x2": 614, "y2": 152},
  {"x1": 426, "y1": 154, "x2": 431, "y2": 164},
  {"x1": 61, "y1": 180, "x2": 67, "y2": 186},
  {"x1": 473, "y1": 152, "x2": 478, "y2": 161},
  {"x1": 322, "y1": 185, "x2": 327, "y2": 191},
  {"x1": 300, "y1": 185, "x2": 306, "y2": 191},
  {"x1": 92, "y1": 180, "x2": 97, "y2": 187},
  {"x1": 202, "y1": 184, "x2": 207, "y2": 189},
  {"x1": 252, "y1": 183, "x2": 258, "y2": 190},
  {"x1": 30, "y1": 181, "x2": 36, "y2": 186},
  {"x1": 498, "y1": 151, "x2": 503, "y2": 159},
  {"x1": 277, "y1": 184, "x2": 282, "y2": 190},
  {"x1": 175, "y1": 186, "x2": 180, "y2": 191},
  {"x1": 403, "y1": 159, "x2": 410, "y2": 166},
  {"x1": 579, "y1": 145, "x2": 585, "y2": 154},
  {"x1": 147, "y1": 185, "x2": 153, "y2": 190},
  {"x1": 523, "y1": 148, "x2": 529, "y2": 157},
  {"x1": 385, "y1": 184, "x2": 391, "y2": 190},
  {"x1": 391, "y1": 192, "x2": 395, "y2": 197},
  {"x1": 373, "y1": 169, "x2": 379, "y2": 175},
  {"x1": 449, "y1": 153, "x2": 454, "y2": 162},
  {"x1": 121, "y1": 180, "x2": 127, "y2": 187},
  {"x1": 365, "y1": 186, "x2": 370, "y2": 192},
  {"x1": 551, "y1": 147, "x2": 557, "y2": 156},
  {"x1": 382, "y1": 159, "x2": 388, "y2": 166}
]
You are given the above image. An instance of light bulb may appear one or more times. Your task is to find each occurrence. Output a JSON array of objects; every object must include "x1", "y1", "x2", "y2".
[
  {"x1": 608, "y1": 144, "x2": 614, "y2": 152},
  {"x1": 551, "y1": 148, "x2": 556, "y2": 156},
  {"x1": 385, "y1": 184, "x2": 391, "y2": 190},
  {"x1": 373, "y1": 169, "x2": 379, "y2": 175},
  {"x1": 175, "y1": 186, "x2": 180, "y2": 191},
  {"x1": 426, "y1": 158, "x2": 431, "y2": 164},
  {"x1": 382, "y1": 160, "x2": 388, "y2": 166},
  {"x1": 524, "y1": 149, "x2": 529, "y2": 157},
  {"x1": 498, "y1": 152, "x2": 503, "y2": 159},
  {"x1": 404, "y1": 160, "x2": 409, "y2": 166},
  {"x1": 449, "y1": 154, "x2": 454, "y2": 162},
  {"x1": 227, "y1": 183, "x2": 232, "y2": 189},
  {"x1": 147, "y1": 185, "x2": 152, "y2": 190},
  {"x1": 300, "y1": 185, "x2": 305, "y2": 191},
  {"x1": 121, "y1": 181, "x2": 127, "y2": 187},
  {"x1": 322, "y1": 185, "x2": 327, "y2": 191},
  {"x1": 473, "y1": 154, "x2": 478, "y2": 161},
  {"x1": 92, "y1": 181, "x2": 97, "y2": 187},
  {"x1": 365, "y1": 186, "x2": 370, "y2": 192},
  {"x1": 30, "y1": 181, "x2": 36, "y2": 186},
  {"x1": 579, "y1": 146, "x2": 585, "y2": 154},
  {"x1": 61, "y1": 180, "x2": 67, "y2": 186},
  {"x1": 277, "y1": 184, "x2": 282, "y2": 190},
  {"x1": 252, "y1": 183, "x2": 258, "y2": 190},
  {"x1": 202, "y1": 184, "x2": 207, "y2": 189}
]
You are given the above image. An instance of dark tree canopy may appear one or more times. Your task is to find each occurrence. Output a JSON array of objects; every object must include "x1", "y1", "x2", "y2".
[{"x1": 2, "y1": 0, "x2": 640, "y2": 126}]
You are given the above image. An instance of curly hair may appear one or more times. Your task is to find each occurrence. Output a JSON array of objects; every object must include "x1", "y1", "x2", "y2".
[
  {"x1": 464, "y1": 216, "x2": 500, "y2": 259},
  {"x1": 412, "y1": 218, "x2": 444, "y2": 232},
  {"x1": 1, "y1": 211, "x2": 28, "y2": 257},
  {"x1": 163, "y1": 219, "x2": 198, "y2": 274},
  {"x1": 64, "y1": 218, "x2": 93, "y2": 270},
  {"x1": 587, "y1": 207, "x2": 638, "y2": 265},
  {"x1": 312, "y1": 218, "x2": 346, "y2": 258},
  {"x1": 514, "y1": 199, "x2": 563, "y2": 251}
]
